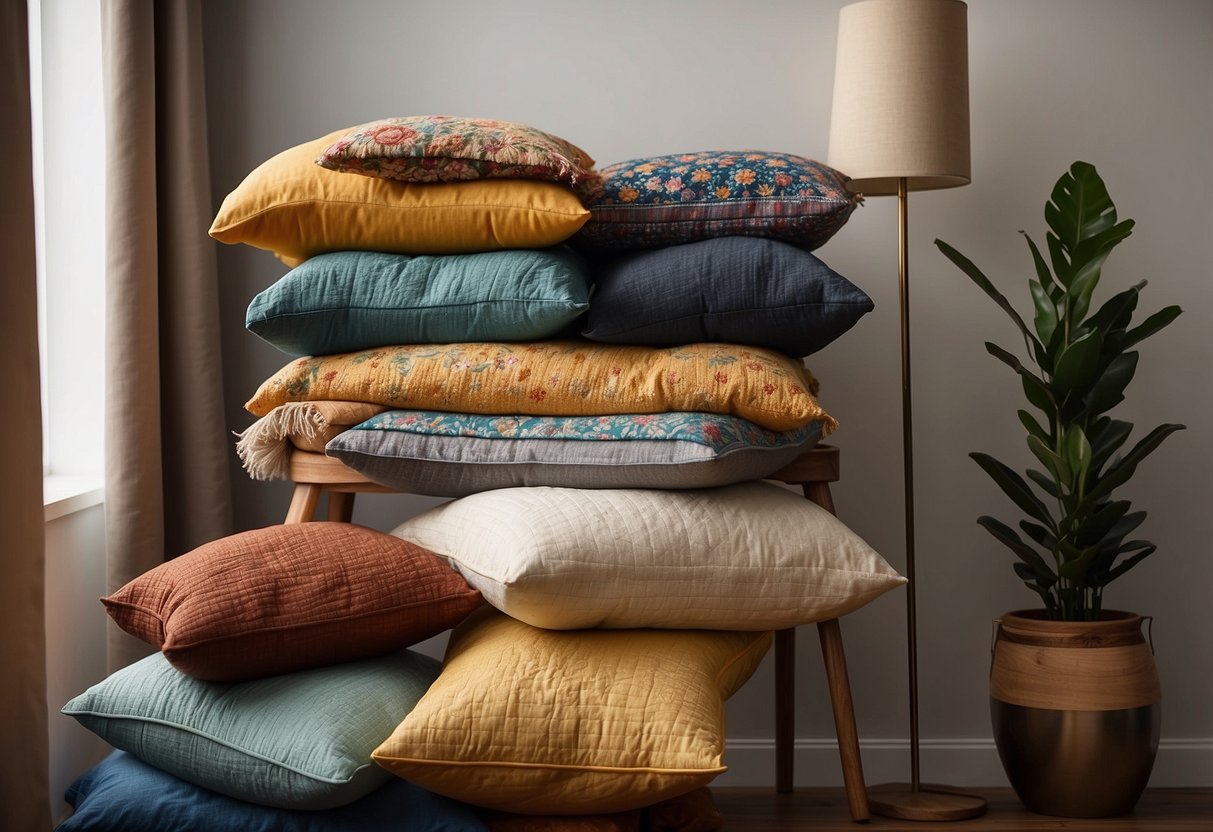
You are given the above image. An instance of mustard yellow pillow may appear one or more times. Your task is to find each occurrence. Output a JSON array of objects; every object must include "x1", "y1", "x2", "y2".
[
  {"x1": 209, "y1": 131, "x2": 590, "y2": 266},
  {"x1": 245, "y1": 341, "x2": 835, "y2": 433},
  {"x1": 372, "y1": 609, "x2": 771, "y2": 815}
]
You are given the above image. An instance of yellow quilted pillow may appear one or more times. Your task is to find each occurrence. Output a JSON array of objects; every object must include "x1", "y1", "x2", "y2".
[
  {"x1": 245, "y1": 341, "x2": 835, "y2": 433},
  {"x1": 209, "y1": 130, "x2": 590, "y2": 266},
  {"x1": 372, "y1": 609, "x2": 771, "y2": 814}
]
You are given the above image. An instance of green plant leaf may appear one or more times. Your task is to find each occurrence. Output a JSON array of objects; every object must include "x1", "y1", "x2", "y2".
[
  {"x1": 1022, "y1": 232, "x2": 1062, "y2": 292},
  {"x1": 1019, "y1": 520, "x2": 1057, "y2": 550},
  {"x1": 936, "y1": 239, "x2": 1045, "y2": 361},
  {"x1": 1057, "y1": 550, "x2": 1106, "y2": 584},
  {"x1": 1029, "y1": 279, "x2": 1060, "y2": 346},
  {"x1": 1058, "y1": 546, "x2": 1098, "y2": 581},
  {"x1": 1047, "y1": 231, "x2": 1072, "y2": 287},
  {"x1": 1086, "y1": 423, "x2": 1186, "y2": 501},
  {"x1": 1089, "y1": 541, "x2": 1156, "y2": 587},
  {"x1": 1026, "y1": 468, "x2": 1061, "y2": 499},
  {"x1": 1052, "y1": 329, "x2": 1103, "y2": 394},
  {"x1": 1102, "y1": 510, "x2": 1148, "y2": 549},
  {"x1": 1067, "y1": 222, "x2": 1135, "y2": 322},
  {"x1": 985, "y1": 343, "x2": 1056, "y2": 419},
  {"x1": 1028, "y1": 435, "x2": 1071, "y2": 489},
  {"x1": 1120, "y1": 305, "x2": 1182, "y2": 352},
  {"x1": 1084, "y1": 282, "x2": 1142, "y2": 334},
  {"x1": 1047, "y1": 161, "x2": 1120, "y2": 251},
  {"x1": 978, "y1": 516, "x2": 1056, "y2": 581},
  {"x1": 1088, "y1": 419, "x2": 1133, "y2": 474},
  {"x1": 1064, "y1": 425, "x2": 1093, "y2": 494},
  {"x1": 971, "y1": 453, "x2": 1057, "y2": 530},
  {"x1": 1017, "y1": 409, "x2": 1051, "y2": 443},
  {"x1": 1083, "y1": 351, "x2": 1139, "y2": 416},
  {"x1": 1074, "y1": 500, "x2": 1131, "y2": 547}
]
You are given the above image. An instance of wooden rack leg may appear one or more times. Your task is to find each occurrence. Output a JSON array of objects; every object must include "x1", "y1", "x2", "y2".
[
  {"x1": 818, "y1": 617, "x2": 870, "y2": 822},
  {"x1": 775, "y1": 628, "x2": 795, "y2": 793},
  {"x1": 327, "y1": 491, "x2": 355, "y2": 523},
  {"x1": 285, "y1": 483, "x2": 322, "y2": 524}
]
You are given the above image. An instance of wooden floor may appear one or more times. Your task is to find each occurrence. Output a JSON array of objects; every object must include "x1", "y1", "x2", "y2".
[{"x1": 710, "y1": 788, "x2": 1213, "y2": 831}]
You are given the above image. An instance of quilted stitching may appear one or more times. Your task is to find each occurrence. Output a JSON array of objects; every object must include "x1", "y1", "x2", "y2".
[{"x1": 103, "y1": 522, "x2": 482, "y2": 681}]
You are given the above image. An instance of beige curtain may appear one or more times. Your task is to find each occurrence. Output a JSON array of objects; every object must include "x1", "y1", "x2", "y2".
[
  {"x1": 0, "y1": 2, "x2": 52, "y2": 829},
  {"x1": 102, "y1": 0, "x2": 232, "y2": 671}
]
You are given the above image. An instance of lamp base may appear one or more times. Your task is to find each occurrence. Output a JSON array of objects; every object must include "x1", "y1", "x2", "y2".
[{"x1": 868, "y1": 783, "x2": 988, "y2": 821}]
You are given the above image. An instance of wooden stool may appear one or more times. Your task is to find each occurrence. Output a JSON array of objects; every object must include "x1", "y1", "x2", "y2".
[{"x1": 282, "y1": 445, "x2": 869, "y2": 822}]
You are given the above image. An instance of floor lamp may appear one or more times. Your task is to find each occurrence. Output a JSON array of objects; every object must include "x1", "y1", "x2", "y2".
[{"x1": 827, "y1": 0, "x2": 987, "y2": 821}]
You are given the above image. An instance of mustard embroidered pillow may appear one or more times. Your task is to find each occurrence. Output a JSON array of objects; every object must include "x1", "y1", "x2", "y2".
[
  {"x1": 209, "y1": 130, "x2": 590, "y2": 267},
  {"x1": 245, "y1": 342, "x2": 835, "y2": 433},
  {"x1": 371, "y1": 609, "x2": 772, "y2": 815}
]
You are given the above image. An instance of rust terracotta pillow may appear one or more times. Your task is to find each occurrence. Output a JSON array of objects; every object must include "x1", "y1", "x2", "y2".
[{"x1": 102, "y1": 523, "x2": 482, "y2": 682}]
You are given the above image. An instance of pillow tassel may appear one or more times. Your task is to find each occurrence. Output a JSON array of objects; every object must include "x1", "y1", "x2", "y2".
[{"x1": 234, "y1": 402, "x2": 328, "y2": 481}]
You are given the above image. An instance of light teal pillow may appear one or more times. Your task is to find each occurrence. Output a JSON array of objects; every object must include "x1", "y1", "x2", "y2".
[
  {"x1": 246, "y1": 248, "x2": 592, "y2": 356},
  {"x1": 62, "y1": 650, "x2": 440, "y2": 810}
]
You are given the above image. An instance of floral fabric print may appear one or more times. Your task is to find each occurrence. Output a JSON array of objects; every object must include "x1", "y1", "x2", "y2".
[
  {"x1": 353, "y1": 410, "x2": 821, "y2": 454},
  {"x1": 316, "y1": 115, "x2": 599, "y2": 195},
  {"x1": 245, "y1": 341, "x2": 835, "y2": 434},
  {"x1": 573, "y1": 150, "x2": 857, "y2": 252}
]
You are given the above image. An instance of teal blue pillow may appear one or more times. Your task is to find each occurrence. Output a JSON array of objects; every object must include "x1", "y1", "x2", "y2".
[
  {"x1": 246, "y1": 248, "x2": 592, "y2": 356},
  {"x1": 62, "y1": 651, "x2": 440, "y2": 810},
  {"x1": 57, "y1": 751, "x2": 489, "y2": 832}
]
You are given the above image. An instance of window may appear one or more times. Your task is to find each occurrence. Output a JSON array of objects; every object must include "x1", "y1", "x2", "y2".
[{"x1": 29, "y1": 0, "x2": 107, "y2": 512}]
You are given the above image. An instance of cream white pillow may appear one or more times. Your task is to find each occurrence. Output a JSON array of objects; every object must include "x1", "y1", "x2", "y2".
[{"x1": 391, "y1": 481, "x2": 904, "y2": 630}]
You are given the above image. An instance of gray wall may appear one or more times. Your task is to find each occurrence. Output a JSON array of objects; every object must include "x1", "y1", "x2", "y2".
[{"x1": 202, "y1": 0, "x2": 1212, "y2": 786}]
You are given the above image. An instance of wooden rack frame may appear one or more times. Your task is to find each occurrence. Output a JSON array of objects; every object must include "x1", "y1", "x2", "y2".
[{"x1": 281, "y1": 444, "x2": 869, "y2": 822}]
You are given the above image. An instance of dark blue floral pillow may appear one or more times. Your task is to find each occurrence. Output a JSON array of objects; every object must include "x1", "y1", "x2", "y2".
[{"x1": 573, "y1": 150, "x2": 857, "y2": 252}]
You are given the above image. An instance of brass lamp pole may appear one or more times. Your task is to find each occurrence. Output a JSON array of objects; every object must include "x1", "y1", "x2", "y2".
[{"x1": 828, "y1": 0, "x2": 986, "y2": 821}]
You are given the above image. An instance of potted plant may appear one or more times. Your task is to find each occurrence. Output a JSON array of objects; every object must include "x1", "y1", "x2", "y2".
[{"x1": 935, "y1": 161, "x2": 1184, "y2": 817}]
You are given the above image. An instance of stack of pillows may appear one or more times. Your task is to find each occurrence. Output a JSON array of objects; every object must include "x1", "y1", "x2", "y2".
[{"x1": 58, "y1": 116, "x2": 905, "y2": 829}]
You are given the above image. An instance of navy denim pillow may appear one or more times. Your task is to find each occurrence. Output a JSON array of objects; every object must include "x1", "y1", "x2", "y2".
[
  {"x1": 581, "y1": 236, "x2": 872, "y2": 357},
  {"x1": 57, "y1": 751, "x2": 488, "y2": 832}
]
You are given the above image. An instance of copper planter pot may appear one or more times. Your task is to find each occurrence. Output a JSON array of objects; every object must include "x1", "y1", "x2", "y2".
[{"x1": 990, "y1": 610, "x2": 1160, "y2": 818}]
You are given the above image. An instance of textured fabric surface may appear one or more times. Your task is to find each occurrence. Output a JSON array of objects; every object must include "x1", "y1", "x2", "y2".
[
  {"x1": 246, "y1": 341, "x2": 835, "y2": 433},
  {"x1": 102, "y1": 522, "x2": 481, "y2": 681},
  {"x1": 573, "y1": 150, "x2": 856, "y2": 252},
  {"x1": 0, "y1": 3, "x2": 51, "y2": 827},
  {"x1": 316, "y1": 115, "x2": 596, "y2": 193},
  {"x1": 209, "y1": 131, "x2": 590, "y2": 266},
  {"x1": 103, "y1": 0, "x2": 233, "y2": 673},
  {"x1": 391, "y1": 481, "x2": 904, "y2": 630},
  {"x1": 246, "y1": 248, "x2": 592, "y2": 356},
  {"x1": 583, "y1": 236, "x2": 873, "y2": 357},
  {"x1": 62, "y1": 650, "x2": 440, "y2": 810},
  {"x1": 327, "y1": 410, "x2": 822, "y2": 496},
  {"x1": 372, "y1": 609, "x2": 771, "y2": 815},
  {"x1": 57, "y1": 750, "x2": 489, "y2": 832}
]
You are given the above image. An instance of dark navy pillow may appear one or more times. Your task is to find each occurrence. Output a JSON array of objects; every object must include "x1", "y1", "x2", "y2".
[
  {"x1": 582, "y1": 236, "x2": 873, "y2": 357},
  {"x1": 57, "y1": 751, "x2": 488, "y2": 832}
]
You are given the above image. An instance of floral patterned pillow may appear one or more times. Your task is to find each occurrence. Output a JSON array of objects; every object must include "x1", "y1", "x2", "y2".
[
  {"x1": 572, "y1": 150, "x2": 858, "y2": 252},
  {"x1": 316, "y1": 115, "x2": 598, "y2": 193}
]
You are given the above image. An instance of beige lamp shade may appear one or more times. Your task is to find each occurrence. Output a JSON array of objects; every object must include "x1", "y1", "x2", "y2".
[{"x1": 828, "y1": 0, "x2": 970, "y2": 195}]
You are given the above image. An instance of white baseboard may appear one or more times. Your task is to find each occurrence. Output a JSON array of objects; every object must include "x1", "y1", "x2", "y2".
[{"x1": 715, "y1": 737, "x2": 1213, "y2": 788}]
